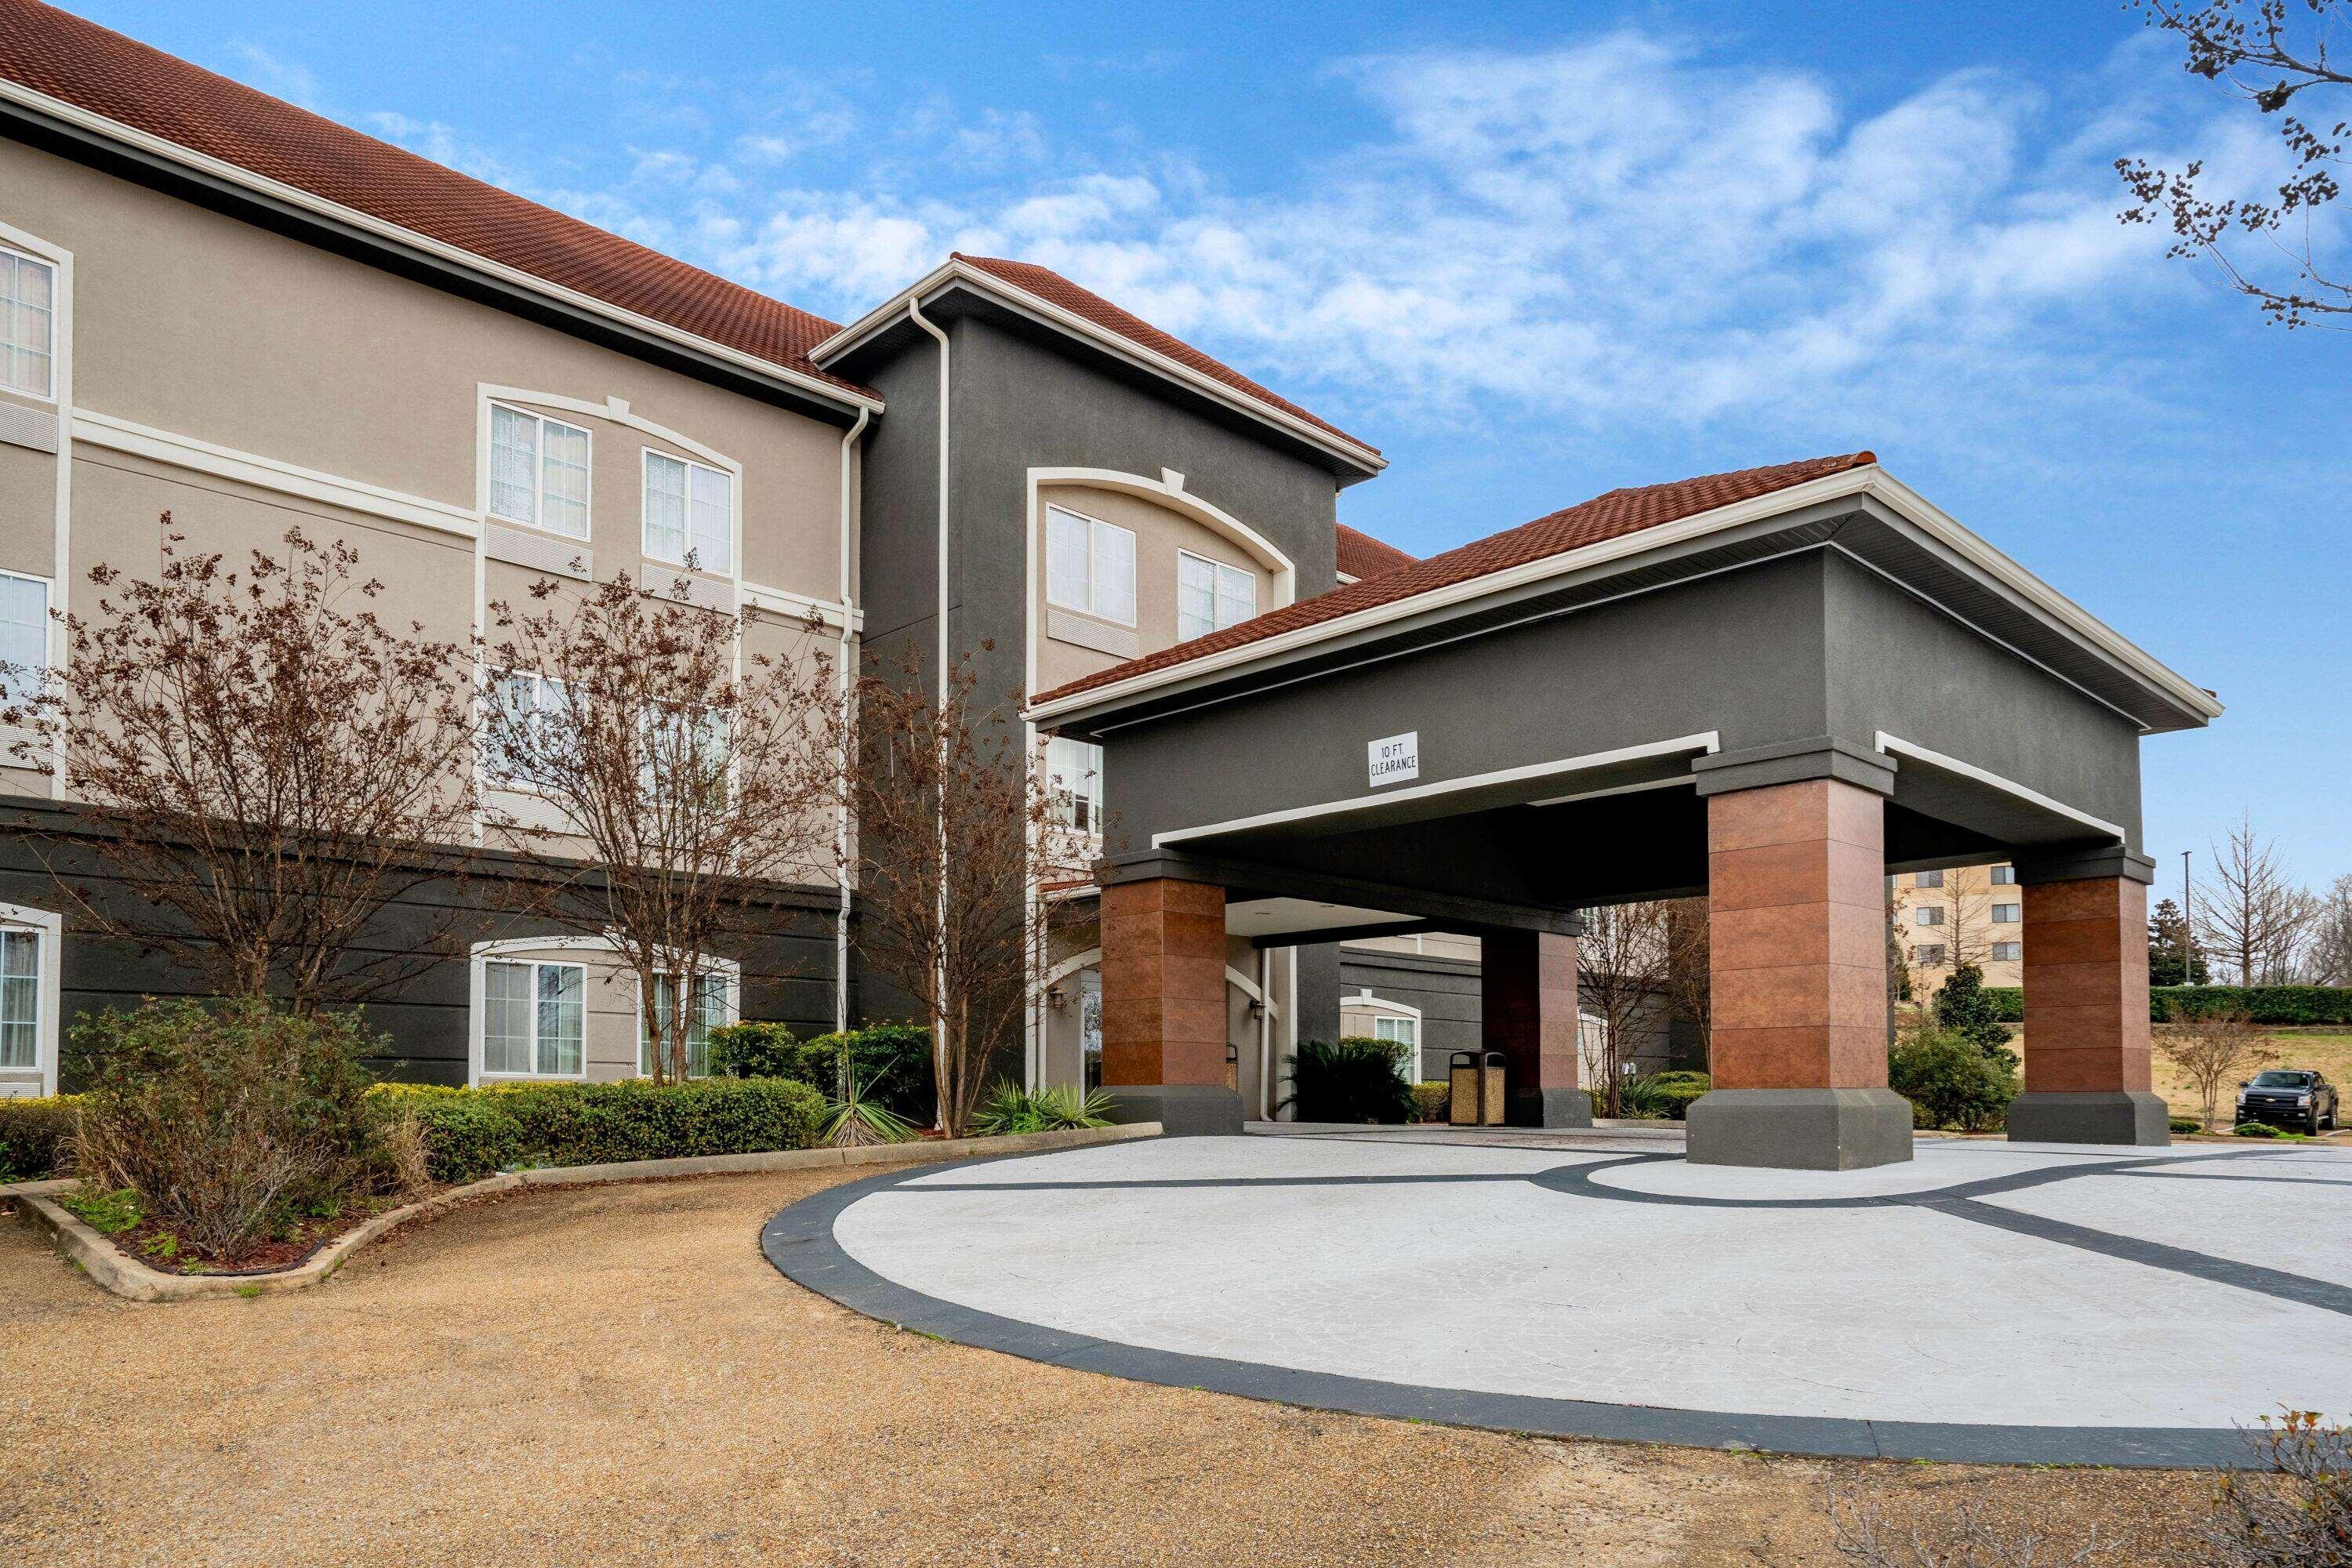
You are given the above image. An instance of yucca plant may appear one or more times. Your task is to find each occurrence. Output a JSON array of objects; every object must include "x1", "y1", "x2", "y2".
[
  {"x1": 971, "y1": 1080, "x2": 1116, "y2": 1136},
  {"x1": 822, "y1": 1044, "x2": 915, "y2": 1147}
]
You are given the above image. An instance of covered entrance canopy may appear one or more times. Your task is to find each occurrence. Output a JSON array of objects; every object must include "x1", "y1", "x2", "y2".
[{"x1": 1027, "y1": 453, "x2": 2220, "y2": 1169}]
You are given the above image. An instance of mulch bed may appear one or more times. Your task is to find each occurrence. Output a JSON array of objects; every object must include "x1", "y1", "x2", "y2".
[{"x1": 70, "y1": 1195, "x2": 411, "y2": 1277}]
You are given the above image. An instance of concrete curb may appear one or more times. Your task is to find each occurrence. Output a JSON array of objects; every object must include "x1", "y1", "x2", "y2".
[
  {"x1": 17, "y1": 1121, "x2": 1161, "y2": 1303},
  {"x1": 0, "y1": 1177, "x2": 78, "y2": 1200}
]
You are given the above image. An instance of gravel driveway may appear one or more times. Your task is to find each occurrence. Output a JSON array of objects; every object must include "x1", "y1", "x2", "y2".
[{"x1": 0, "y1": 1169, "x2": 2217, "y2": 1567}]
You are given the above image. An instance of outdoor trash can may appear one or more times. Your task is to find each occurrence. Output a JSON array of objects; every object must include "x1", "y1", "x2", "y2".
[{"x1": 1449, "y1": 1051, "x2": 1508, "y2": 1126}]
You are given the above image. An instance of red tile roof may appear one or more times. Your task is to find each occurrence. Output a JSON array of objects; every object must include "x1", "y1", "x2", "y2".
[
  {"x1": 0, "y1": 0, "x2": 872, "y2": 401},
  {"x1": 951, "y1": 254, "x2": 1377, "y2": 459},
  {"x1": 1336, "y1": 523, "x2": 1416, "y2": 582},
  {"x1": 1035, "y1": 452, "x2": 1877, "y2": 706}
]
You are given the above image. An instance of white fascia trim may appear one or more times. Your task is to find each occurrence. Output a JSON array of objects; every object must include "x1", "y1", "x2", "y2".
[
  {"x1": 1151, "y1": 731, "x2": 1719, "y2": 848},
  {"x1": 73, "y1": 408, "x2": 481, "y2": 538},
  {"x1": 0, "y1": 79, "x2": 880, "y2": 419},
  {"x1": 1029, "y1": 466, "x2": 2219, "y2": 728},
  {"x1": 1528, "y1": 774, "x2": 1698, "y2": 810},
  {"x1": 742, "y1": 580, "x2": 860, "y2": 633},
  {"x1": 813, "y1": 260, "x2": 1382, "y2": 474},
  {"x1": 1873, "y1": 731, "x2": 2126, "y2": 843},
  {"x1": 1345, "y1": 989, "x2": 1422, "y2": 1019}
]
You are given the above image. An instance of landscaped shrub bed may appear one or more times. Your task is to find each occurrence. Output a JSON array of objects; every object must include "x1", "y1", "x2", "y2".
[
  {"x1": 372, "y1": 1076, "x2": 827, "y2": 1185},
  {"x1": 1981, "y1": 984, "x2": 2352, "y2": 1025},
  {"x1": 706, "y1": 1022, "x2": 935, "y2": 1124},
  {"x1": 1888, "y1": 1027, "x2": 2017, "y2": 1131},
  {"x1": 0, "y1": 1094, "x2": 81, "y2": 1181},
  {"x1": 1283, "y1": 1037, "x2": 1415, "y2": 1123},
  {"x1": 1410, "y1": 1081, "x2": 1449, "y2": 1122}
]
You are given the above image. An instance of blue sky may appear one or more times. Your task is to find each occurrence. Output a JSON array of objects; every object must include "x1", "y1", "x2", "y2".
[{"x1": 71, "y1": 0, "x2": 2351, "y2": 894}]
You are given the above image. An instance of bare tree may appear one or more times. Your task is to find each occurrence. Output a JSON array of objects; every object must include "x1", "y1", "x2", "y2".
[
  {"x1": 1663, "y1": 896, "x2": 1711, "y2": 1068},
  {"x1": 1577, "y1": 899, "x2": 1669, "y2": 1114},
  {"x1": 2118, "y1": 0, "x2": 2350, "y2": 328},
  {"x1": 2198, "y1": 813, "x2": 2321, "y2": 982},
  {"x1": 847, "y1": 652, "x2": 1084, "y2": 1137},
  {"x1": 480, "y1": 573, "x2": 847, "y2": 1083},
  {"x1": 2311, "y1": 872, "x2": 2352, "y2": 984},
  {"x1": 1, "y1": 520, "x2": 477, "y2": 1006},
  {"x1": 2158, "y1": 1007, "x2": 2274, "y2": 1131}
]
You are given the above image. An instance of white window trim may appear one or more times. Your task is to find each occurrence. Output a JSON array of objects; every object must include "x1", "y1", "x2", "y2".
[
  {"x1": 467, "y1": 936, "x2": 605, "y2": 1083},
  {"x1": 640, "y1": 445, "x2": 742, "y2": 576},
  {"x1": 1915, "y1": 906, "x2": 1944, "y2": 927},
  {"x1": 1044, "y1": 502, "x2": 1138, "y2": 628},
  {"x1": 1347, "y1": 989, "x2": 1422, "y2": 1082},
  {"x1": 1992, "y1": 902, "x2": 2022, "y2": 924},
  {"x1": 633, "y1": 960, "x2": 742, "y2": 1080},
  {"x1": 1044, "y1": 734, "x2": 1104, "y2": 842},
  {"x1": 485, "y1": 400, "x2": 594, "y2": 540},
  {"x1": 0, "y1": 220, "x2": 70, "y2": 804},
  {"x1": 0, "y1": 239, "x2": 59, "y2": 405},
  {"x1": 0, "y1": 903, "x2": 62, "y2": 1095},
  {"x1": 0, "y1": 566, "x2": 53, "y2": 702},
  {"x1": 1177, "y1": 547, "x2": 1258, "y2": 641}
]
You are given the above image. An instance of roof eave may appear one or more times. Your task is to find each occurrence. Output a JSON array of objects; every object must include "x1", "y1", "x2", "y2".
[
  {"x1": 812, "y1": 258, "x2": 1385, "y2": 476},
  {"x1": 0, "y1": 76, "x2": 884, "y2": 419},
  {"x1": 1027, "y1": 465, "x2": 2223, "y2": 731}
]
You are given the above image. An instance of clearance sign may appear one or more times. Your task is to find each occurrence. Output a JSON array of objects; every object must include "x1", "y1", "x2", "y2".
[{"x1": 1367, "y1": 731, "x2": 1419, "y2": 789}]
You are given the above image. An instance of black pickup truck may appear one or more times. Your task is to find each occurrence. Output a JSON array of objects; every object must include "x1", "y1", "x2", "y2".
[{"x1": 2235, "y1": 1069, "x2": 2339, "y2": 1134}]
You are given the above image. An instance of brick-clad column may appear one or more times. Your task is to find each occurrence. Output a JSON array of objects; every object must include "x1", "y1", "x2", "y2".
[
  {"x1": 2007, "y1": 874, "x2": 2166, "y2": 1145},
  {"x1": 1098, "y1": 877, "x2": 1243, "y2": 1135},
  {"x1": 1482, "y1": 927, "x2": 1591, "y2": 1128},
  {"x1": 1689, "y1": 777, "x2": 1913, "y2": 1169}
]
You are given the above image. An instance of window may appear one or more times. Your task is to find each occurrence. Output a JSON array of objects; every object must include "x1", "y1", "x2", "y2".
[
  {"x1": 485, "y1": 670, "x2": 573, "y2": 790},
  {"x1": 643, "y1": 451, "x2": 734, "y2": 573},
  {"x1": 1990, "y1": 866, "x2": 2017, "y2": 885},
  {"x1": 1914, "y1": 906, "x2": 1944, "y2": 927},
  {"x1": 1045, "y1": 735, "x2": 1103, "y2": 833},
  {"x1": 1372, "y1": 1014, "x2": 1418, "y2": 1051},
  {"x1": 1177, "y1": 551, "x2": 1257, "y2": 641},
  {"x1": 488, "y1": 405, "x2": 591, "y2": 538},
  {"x1": 1914, "y1": 869, "x2": 1944, "y2": 888},
  {"x1": 639, "y1": 971, "x2": 731, "y2": 1079},
  {"x1": 0, "y1": 572, "x2": 47, "y2": 706},
  {"x1": 482, "y1": 959, "x2": 584, "y2": 1076},
  {"x1": 1991, "y1": 941, "x2": 2022, "y2": 962},
  {"x1": 1045, "y1": 505, "x2": 1135, "y2": 625},
  {"x1": 640, "y1": 701, "x2": 731, "y2": 808},
  {"x1": 1915, "y1": 944, "x2": 1947, "y2": 966},
  {"x1": 0, "y1": 249, "x2": 54, "y2": 399},
  {"x1": 1992, "y1": 902, "x2": 2021, "y2": 924},
  {"x1": 0, "y1": 927, "x2": 38, "y2": 1068}
]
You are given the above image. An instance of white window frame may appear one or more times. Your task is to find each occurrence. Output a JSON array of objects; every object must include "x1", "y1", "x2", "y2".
[
  {"x1": 485, "y1": 401, "x2": 593, "y2": 539},
  {"x1": 1992, "y1": 902, "x2": 2022, "y2": 924},
  {"x1": 481, "y1": 667, "x2": 574, "y2": 797},
  {"x1": 1349, "y1": 990, "x2": 1422, "y2": 1082},
  {"x1": 0, "y1": 903, "x2": 61, "y2": 1096},
  {"x1": 641, "y1": 447, "x2": 739, "y2": 575},
  {"x1": 1990, "y1": 866, "x2": 2018, "y2": 885},
  {"x1": 468, "y1": 938, "x2": 600, "y2": 1083},
  {"x1": 1991, "y1": 941, "x2": 2023, "y2": 962},
  {"x1": 1044, "y1": 503, "x2": 1136, "y2": 626},
  {"x1": 1044, "y1": 735, "x2": 1104, "y2": 837},
  {"x1": 1177, "y1": 549, "x2": 1258, "y2": 642},
  {"x1": 0, "y1": 241, "x2": 58, "y2": 403},
  {"x1": 0, "y1": 568, "x2": 51, "y2": 709},
  {"x1": 1915, "y1": 906, "x2": 1944, "y2": 927},
  {"x1": 635, "y1": 961, "x2": 741, "y2": 1080}
]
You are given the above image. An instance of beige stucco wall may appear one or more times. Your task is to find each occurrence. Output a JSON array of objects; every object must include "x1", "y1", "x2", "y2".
[
  {"x1": 1033, "y1": 481, "x2": 1283, "y2": 694},
  {"x1": 1893, "y1": 862, "x2": 2024, "y2": 995},
  {"x1": 1343, "y1": 931, "x2": 1483, "y2": 964},
  {"x1": 1, "y1": 137, "x2": 848, "y2": 608}
]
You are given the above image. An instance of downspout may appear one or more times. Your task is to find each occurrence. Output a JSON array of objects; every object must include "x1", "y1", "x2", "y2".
[
  {"x1": 906, "y1": 296, "x2": 953, "y2": 1116},
  {"x1": 1257, "y1": 946, "x2": 1274, "y2": 1121},
  {"x1": 833, "y1": 406, "x2": 869, "y2": 1035}
]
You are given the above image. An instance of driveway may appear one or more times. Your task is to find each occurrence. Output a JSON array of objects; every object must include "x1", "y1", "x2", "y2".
[
  {"x1": 1, "y1": 1163, "x2": 2223, "y2": 1567},
  {"x1": 784, "y1": 1131, "x2": 2352, "y2": 1466}
]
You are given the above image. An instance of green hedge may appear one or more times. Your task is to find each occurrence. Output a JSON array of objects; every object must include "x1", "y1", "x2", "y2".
[
  {"x1": 371, "y1": 1078, "x2": 826, "y2": 1185},
  {"x1": 1984, "y1": 985, "x2": 2352, "y2": 1025},
  {"x1": 0, "y1": 1095, "x2": 80, "y2": 1182},
  {"x1": 706, "y1": 1022, "x2": 935, "y2": 1125}
]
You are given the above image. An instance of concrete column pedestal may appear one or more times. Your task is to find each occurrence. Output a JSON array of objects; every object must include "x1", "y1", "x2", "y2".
[{"x1": 1689, "y1": 777, "x2": 1911, "y2": 1170}]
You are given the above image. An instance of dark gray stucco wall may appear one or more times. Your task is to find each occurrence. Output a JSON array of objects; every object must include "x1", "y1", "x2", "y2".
[
  {"x1": 0, "y1": 804, "x2": 839, "y2": 1087},
  {"x1": 1820, "y1": 551, "x2": 2147, "y2": 855},
  {"x1": 1102, "y1": 551, "x2": 1835, "y2": 865},
  {"x1": 1340, "y1": 947, "x2": 1481, "y2": 1078}
]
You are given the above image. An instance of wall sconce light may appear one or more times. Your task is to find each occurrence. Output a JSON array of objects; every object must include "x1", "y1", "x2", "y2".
[
  {"x1": 1045, "y1": 984, "x2": 1069, "y2": 1013},
  {"x1": 1246, "y1": 998, "x2": 1267, "y2": 1021}
]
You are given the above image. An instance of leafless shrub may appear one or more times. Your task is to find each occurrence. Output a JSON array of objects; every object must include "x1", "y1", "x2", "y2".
[
  {"x1": 2158, "y1": 1006, "x2": 2274, "y2": 1131},
  {"x1": 2209, "y1": 1412, "x2": 2352, "y2": 1566},
  {"x1": 1825, "y1": 1484, "x2": 2111, "y2": 1567}
]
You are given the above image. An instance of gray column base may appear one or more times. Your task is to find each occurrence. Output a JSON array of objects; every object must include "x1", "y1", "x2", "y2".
[
  {"x1": 1509, "y1": 1087, "x2": 1594, "y2": 1130},
  {"x1": 1103, "y1": 1084, "x2": 1243, "y2": 1137},
  {"x1": 2005, "y1": 1091, "x2": 2170, "y2": 1147},
  {"x1": 1686, "y1": 1088, "x2": 1915, "y2": 1170}
]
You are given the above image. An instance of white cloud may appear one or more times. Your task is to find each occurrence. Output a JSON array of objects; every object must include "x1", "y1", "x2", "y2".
[{"x1": 223, "y1": 42, "x2": 320, "y2": 109}]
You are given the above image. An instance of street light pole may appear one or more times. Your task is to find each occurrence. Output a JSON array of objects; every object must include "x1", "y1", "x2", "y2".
[{"x1": 2181, "y1": 848, "x2": 2195, "y2": 987}]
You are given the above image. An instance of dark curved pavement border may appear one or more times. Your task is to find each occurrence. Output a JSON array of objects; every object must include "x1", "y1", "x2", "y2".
[{"x1": 755, "y1": 1145, "x2": 2330, "y2": 1470}]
